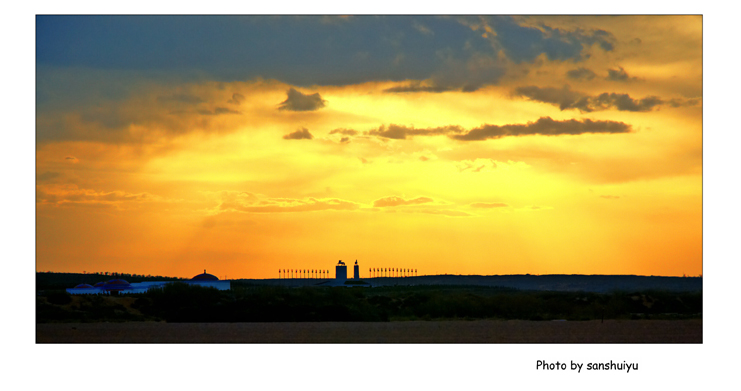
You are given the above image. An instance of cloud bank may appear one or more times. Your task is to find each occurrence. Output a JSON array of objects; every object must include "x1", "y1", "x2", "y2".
[
  {"x1": 283, "y1": 127, "x2": 314, "y2": 140},
  {"x1": 373, "y1": 196, "x2": 435, "y2": 207},
  {"x1": 452, "y1": 117, "x2": 631, "y2": 141},
  {"x1": 278, "y1": 88, "x2": 326, "y2": 111},
  {"x1": 513, "y1": 85, "x2": 698, "y2": 112}
]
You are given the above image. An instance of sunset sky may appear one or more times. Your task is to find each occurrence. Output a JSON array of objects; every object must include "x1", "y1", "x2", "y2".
[{"x1": 35, "y1": 15, "x2": 702, "y2": 278}]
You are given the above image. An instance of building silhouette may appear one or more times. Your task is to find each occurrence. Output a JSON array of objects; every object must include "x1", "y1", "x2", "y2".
[{"x1": 336, "y1": 260, "x2": 347, "y2": 281}]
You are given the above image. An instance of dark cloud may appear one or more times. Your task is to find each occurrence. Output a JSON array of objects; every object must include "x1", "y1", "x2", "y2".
[
  {"x1": 278, "y1": 88, "x2": 326, "y2": 111},
  {"x1": 366, "y1": 124, "x2": 464, "y2": 140},
  {"x1": 514, "y1": 85, "x2": 674, "y2": 112},
  {"x1": 339, "y1": 137, "x2": 350, "y2": 143},
  {"x1": 452, "y1": 117, "x2": 632, "y2": 141},
  {"x1": 373, "y1": 196, "x2": 435, "y2": 207},
  {"x1": 598, "y1": 93, "x2": 661, "y2": 112},
  {"x1": 566, "y1": 67, "x2": 597, "y2": 81},
  {"x1": 283, "y1": 127, "x2": 314, "y2": 140},
  {"x1": 480, "y1": 16, "x2": 616, "y2": 63},
  {"x1": 383, "y1": 82, "x2": 453, "y2": 93},
  {"x1": 513, "y1": 85, "x2": 587, "y2": 111},
  {"x1": 361, "y1": 117, "x2": 632, "y2": 142},
  {"x1": 228, "y1": 93, "x2": 245, "y2": 105},
  {"x1": 429, "y1": 51, "x2": 507, "y2": 92},
  {"x1": 157, "y1": 94, "x2": 204, "y2": 105},
  {"x1": 37, "y1": 16, "x2": 620, "y2": 91},
  {"x1": 668, "y1": 98, "x2": 701, "y2": 108},
  {"x1": 199, "y1": 107, "x2": 242, "y2": 115},
  {"x1": 419, "y1": 156, "x2": 430, "y2": 161},
  {"x1": 606, "y1": 67, "x2": 639, "y2": 82},
  {"x1": 329, "y1": 128, "x2": 358, "y2": 136},
  {"x1": 470, "y1": 202, "x2": 508, "y2": 208}
]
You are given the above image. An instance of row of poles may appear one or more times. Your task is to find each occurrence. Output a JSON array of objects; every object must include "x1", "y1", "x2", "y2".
[
  {"x1": 370, "y1": 268, "x2": 417, "y2": 278},
  {"x1": 279, "y1": 269, "x2": 329, "y2": 279},
  {"x1": 278, "y1": 268, "x2": 418, "y2": 279}
]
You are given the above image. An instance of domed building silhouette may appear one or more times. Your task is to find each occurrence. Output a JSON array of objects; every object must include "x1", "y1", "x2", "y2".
[
  {"x1": 186, "y1": 270, "x2": 230, "y2": 290},
  {"x1": 190, "y1": 270, "x2": 219, "y2": 281}
]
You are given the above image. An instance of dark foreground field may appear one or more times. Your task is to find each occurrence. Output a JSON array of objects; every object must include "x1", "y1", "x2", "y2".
[{"x1": 37, "y1": 319, "x2": 701, "y2": 343}]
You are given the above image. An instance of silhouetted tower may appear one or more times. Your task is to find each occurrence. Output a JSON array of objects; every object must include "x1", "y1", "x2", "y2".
[
  {"x1": 354, "y1": 260, "x2": 359, "y2": 279},
  {"x1": 336, "y1": 260, "x2": 347, "y2": 281}
]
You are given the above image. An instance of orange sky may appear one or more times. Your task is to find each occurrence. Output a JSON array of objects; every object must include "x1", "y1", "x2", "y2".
[{"x1": 35, "y1": 15, "x2": 702, "y2": 278}]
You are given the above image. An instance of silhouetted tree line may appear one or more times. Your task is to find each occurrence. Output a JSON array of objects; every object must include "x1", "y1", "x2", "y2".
[{"x1": 37, "y1": 282, "x2": 702, "y2": 323}]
